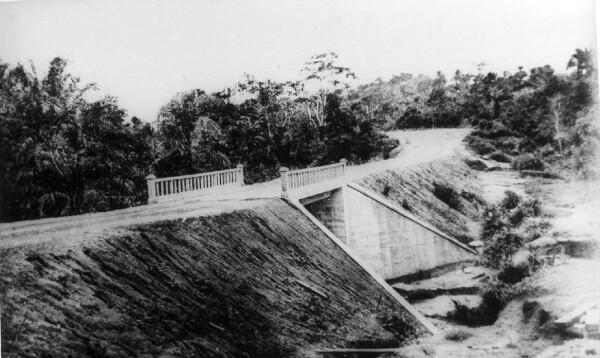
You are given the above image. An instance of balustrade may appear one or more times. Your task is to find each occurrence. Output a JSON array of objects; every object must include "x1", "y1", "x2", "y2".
[
  {"x1": 146, "y1": 164, "x2": 244, "y2": 203},
  {"x1": 280, "y1": 159, "x2": 346, "y2": 198}
]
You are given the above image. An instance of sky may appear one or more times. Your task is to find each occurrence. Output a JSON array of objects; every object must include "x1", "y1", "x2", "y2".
[{"x1": 0, "y1": 0, "x2": 597, "y2": 121}]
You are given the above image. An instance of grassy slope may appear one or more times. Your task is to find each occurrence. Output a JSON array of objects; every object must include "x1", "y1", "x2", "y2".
[
  {"x1": 0, "y1": 199, "x2": 428, "y2": 358},
  {"x1": 355, "y1": 158, "x2": 485, "y2": 244}
]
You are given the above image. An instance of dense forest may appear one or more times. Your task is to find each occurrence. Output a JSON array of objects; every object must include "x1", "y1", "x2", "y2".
[{"x1": 1, "y1": 50, "x2": 597, "y2": 222}]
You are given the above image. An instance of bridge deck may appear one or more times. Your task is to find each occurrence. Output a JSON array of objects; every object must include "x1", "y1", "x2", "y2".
[{"x1": 0, "y1": 129, "x2": 471, "y2": 249}]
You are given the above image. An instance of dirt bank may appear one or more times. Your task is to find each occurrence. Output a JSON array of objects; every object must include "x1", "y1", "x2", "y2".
[
  {"x1": 382, "y1": 165, "x2": 600, "y2": 358},
  {"x1": 355, "y1": 158, "x2": 485, "y2": 244},
  {"x1": 0, "y1": 199, "x2": 431, "y2": 357}
]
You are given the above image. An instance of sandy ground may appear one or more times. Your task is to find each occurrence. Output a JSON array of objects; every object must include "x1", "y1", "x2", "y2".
[{"x1": 388, "y1": 159, "x2": 600, "y2": 358}]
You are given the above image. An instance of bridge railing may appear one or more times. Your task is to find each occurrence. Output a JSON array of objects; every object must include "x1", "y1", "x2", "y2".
[
  {"x1": 146, "y1": 164, "x2": 244, "y2": 203},
  {"x1": 280, "y1": 159, "x2": 346, "y2": 198}
]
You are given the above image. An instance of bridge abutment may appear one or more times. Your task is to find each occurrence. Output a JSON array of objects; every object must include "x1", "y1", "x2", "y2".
[{"x1": 300, "y1": 188, "x2": 348, "y2": 242}]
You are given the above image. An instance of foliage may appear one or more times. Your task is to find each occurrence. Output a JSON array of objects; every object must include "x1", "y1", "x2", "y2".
[
  {"x1": 483, "y1": 232, "x2": 525, "y2": 268},
  {"x1": 445, "y1": 330, "x2": 473, "y2": 342},
  {"x1": 512, "y1": 153, "x2": 545, "y2": 171},
  {"x1": 457, "y1": 49, "x2": 598, "y2": 178},
  {"x1": 1, "y1": 54, "x2": 399, "y2": 221},
  {"x1": 432, "y1": 182, "x2": 461, "y2": 210},
  {"x1": 0, "y1": 58, "x2": 153, "y2": 221},
  {"x1": 447, "y1": 280, "x2": 514, "y2": 326},
  {"x1": 481, "y1": 191, "x2": 545, "y2": 268},
  {"x1": 500, "y1": 190, "x2": 522, "y2": 211},
  {"x1": 488, "y1": 151, "x2": 512, "y2": 163}
]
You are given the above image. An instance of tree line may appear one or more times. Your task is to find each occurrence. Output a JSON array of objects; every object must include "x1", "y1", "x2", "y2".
[
  {"x1": 349, "y1": 49, "x2": 598, "y2": 178},
  {"x1": 1, "y1": 49, "x2": 596, "y2": 222},
  {"x1": 0, "y1": 53, "x2": 396, "y2": 221}
]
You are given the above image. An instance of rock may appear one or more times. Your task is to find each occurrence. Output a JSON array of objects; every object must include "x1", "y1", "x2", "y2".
[{"x1": 468, "y1": 240, "x2": 484, "y2": 248}]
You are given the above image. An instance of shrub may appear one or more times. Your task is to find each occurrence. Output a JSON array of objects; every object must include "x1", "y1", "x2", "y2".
[
  {"x1": 487, "y1": 127, "x2": 517, "y2": 140},
  {"x1": 489, "y1": 151, "x2": 512, "y2": 163},
  {"x1": 500, "y1": 191, "x2": 521, "y2": 211},
  {"x1": 538, "y1": 144, "x2": 556, "y2": 158},
  {"x1": 445, "y1": 330, "x2": 473, "y2": 342},
  {"x1": 483, "y1": 232, "x2": 525, "y2": 268},
  {"x1": 512, "y1": 154, "x2": 545, "y2": 171},
  {"x1": 464, "y1": 158, "x2": 488, "y2": 171},
  {"x1": 432, "y1": 182, "x2": 461, "y2": 210},
  {"x1": 460, "y1": 190, "x2": 484, "y2": 205},
  {"x1": 508, "y1": 207, "x2": 528, "y2": 227},
  {"x1": 519, "y1": 219, "x2": 552, "y2": 242},
  {"x1": 519, "y1": 199, "x2": 543, "y2": 217},
  {"x1": 447, "y1": 281, "x2": 512, "y2": 326},
  {"x1": 496, "y1": 136, "x2": 520, "y2": 152},
  {"x1": 480, "y1": 206, "x2": 508, "y2": 240},
  {"x1": 465, "y1": 136, "x2": 497, "y2": 155}
]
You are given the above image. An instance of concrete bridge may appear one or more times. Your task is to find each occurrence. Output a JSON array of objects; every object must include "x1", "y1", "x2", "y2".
[
  {"x1": 0, "y1": 128, "x2": 475, "y2": 338},
  {"x1": 0, "y1": 129, "x2": 476, "y2": 283},
  {"x1": 143, "y1": 151, "x2": 477, "y2": 284}
]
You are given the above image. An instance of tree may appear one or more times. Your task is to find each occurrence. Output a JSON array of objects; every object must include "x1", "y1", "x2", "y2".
[
  {"x1": 567, "y1": 48, "x2": 593, "y2": 79},
  {"x1": 299, "y1": 52, "x2": 356, "y2": 127},
  {"x1": 154, "y1": 89, "x2": 231, "y2": 177},
  {"x1": 0, "y1": 58, "x2": 152, "y2": 221}
]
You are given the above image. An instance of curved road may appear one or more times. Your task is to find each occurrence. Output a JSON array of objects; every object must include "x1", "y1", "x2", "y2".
[{"x1": 0, "y1": 128, "x2": 471, "y2": 249}]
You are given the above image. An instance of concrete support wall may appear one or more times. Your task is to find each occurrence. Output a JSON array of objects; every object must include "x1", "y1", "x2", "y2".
[
  {"x1": 345, "y1": 184, "x2": 477, "y2": 281},
  {"x1": 302, "y1": 188, "x2": 347, "y2": 241}
]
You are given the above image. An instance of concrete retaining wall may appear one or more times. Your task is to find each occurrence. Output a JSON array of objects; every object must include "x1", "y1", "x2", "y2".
[
  {"x1": 302, "y1": 188, "x2": 347, "y2": 241},
  {"x1": 345, "y1": 184, "x2": 477, "y2": 281}
]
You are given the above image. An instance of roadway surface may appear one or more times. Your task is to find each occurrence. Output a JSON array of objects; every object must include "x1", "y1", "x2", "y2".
[{"x1": 0, "y1": 128, "x2": 471, "y2": 248}]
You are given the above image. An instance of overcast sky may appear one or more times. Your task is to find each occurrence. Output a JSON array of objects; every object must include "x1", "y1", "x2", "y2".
[{"x1": 0, "y1": 0, "x2": 597, "y2": 121}]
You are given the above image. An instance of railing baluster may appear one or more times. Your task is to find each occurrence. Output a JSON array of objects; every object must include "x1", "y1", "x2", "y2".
[{"x1": 146, "y1": 167, "x2": 246, "y2": 203}]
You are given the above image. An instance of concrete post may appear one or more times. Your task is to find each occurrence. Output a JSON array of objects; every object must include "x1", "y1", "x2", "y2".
[
  {"x1": 146, "y1": 174, "x2": 157, "y2": 204},
  {"x1": 280, "y1": 167, "x2": 289, "y2": 199},
  {"x1": 237, "y1": 164, "x2": 245, "y2": 186},
  {"x1": 340, "y1": 158, "x2": 347, "y2": 177}
]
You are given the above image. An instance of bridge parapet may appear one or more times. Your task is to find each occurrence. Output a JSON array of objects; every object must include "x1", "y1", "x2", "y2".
[
  {"x1": 147, "y1": 164, "x2": 244, "y2": 203},
  {"x1": 280, "y1": 159, "x2": 346, "y2": 200}
]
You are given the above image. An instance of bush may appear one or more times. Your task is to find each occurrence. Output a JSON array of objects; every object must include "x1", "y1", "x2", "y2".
[
  {"x1": 447, "y1": 281, "x2": 513, "y2": 326},
  {"x1": 432, "y1": 182, "x2": 461, "y2": 210},
  {"x1": 500, "y1": 191, "x2": 521, "y2": 211},
  {"x1": 519, "y1": 199, "x2": 543, "y2": 217},
  {"x1": 519, "y1": 219, "x2": 552, "y2": 242},
  {"x1": 483, "y1": 232, "x2": 525, "y2": 268},
  {"x1": 512, "y1": 154, "x2": 545, "y2": 171},
  {"x1": 445, "y1": 330, "x2": 473, "y2": 342},
  {"x1": 489, "y1": 151, "x2": 512, "y2": 163},
  {"x1": 496, "y1": 136, "x2": 521, "y2": 152},
  {"x1": 480, "y1": 206, "x2": 508, "y2": 240},
  {"x1": 460, "y1": 190, "x2": 484, "y2": 205},
  {"x1": 464, "y1": 158, "x2": 488, "y2": 171},
  {"x1": 465, "y1": 135, "x2": 497, "y2": 155},
  {"x1": 538, "y1": 144, "x2": 556, "y2": 158}
]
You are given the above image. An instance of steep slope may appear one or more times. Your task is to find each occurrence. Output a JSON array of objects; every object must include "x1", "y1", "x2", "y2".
[
  {"x1": 1, "y1": 199, "x2": 429, "y2": 358},
  {"x1": 355, "y1": 158, "x2": 485, "y2": 244}
]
